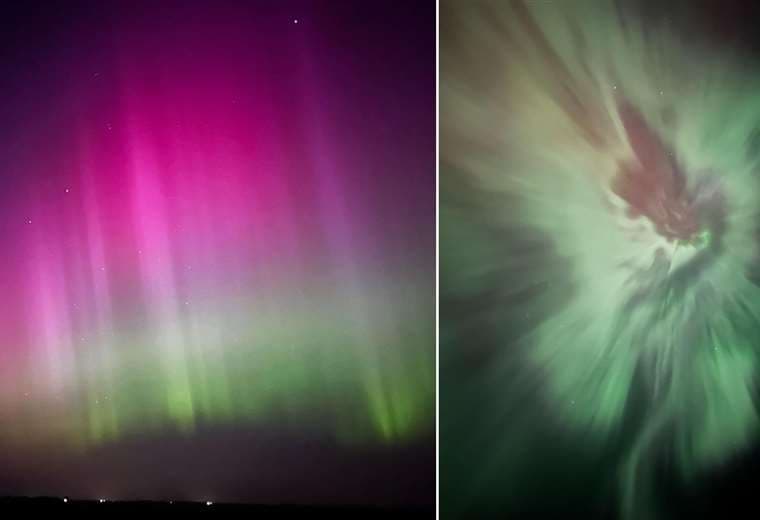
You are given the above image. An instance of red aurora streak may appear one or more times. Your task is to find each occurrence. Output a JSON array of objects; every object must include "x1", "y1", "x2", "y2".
[{"x1": 613, "y1": 102, "x2": 699, "y2": 242}]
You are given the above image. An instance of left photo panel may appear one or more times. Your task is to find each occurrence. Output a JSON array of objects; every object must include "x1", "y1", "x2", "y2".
[{"x1": 0, "y1": 1, "x2": 435, "y2": 516}]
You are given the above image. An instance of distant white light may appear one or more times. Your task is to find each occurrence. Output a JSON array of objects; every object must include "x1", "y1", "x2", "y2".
[
  {"x1": 293, "y1": 19, "x2": 298, "y2": 24},
  {"x1": 65, "y1": 188, "x2": 70, "y2": 193},
  {"x1": 63, "y1": 498, "x2": 68, "y2": 503},
  {"x1": 99, "y1": 498, "x2": 106, "y2": 503},
  {"x1": 26, "y1": 219, "x2": 32, "y2": 224},
  {"x1": 206, "y1": 501, "x2": 213, "y2": 506}
]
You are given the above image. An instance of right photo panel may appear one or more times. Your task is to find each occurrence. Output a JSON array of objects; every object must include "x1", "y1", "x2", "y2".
[{"x1": 441, "y1": 1, "x2": 760, "y2": 518}]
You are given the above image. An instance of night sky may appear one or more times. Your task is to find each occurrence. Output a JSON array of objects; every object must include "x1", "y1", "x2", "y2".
[{"x1": 0, "y1": 0, "x2": 434, "y2": 507}]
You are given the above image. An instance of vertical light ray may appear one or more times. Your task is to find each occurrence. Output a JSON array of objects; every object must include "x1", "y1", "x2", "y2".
[
  {"x1": 27, "y1": 235, "x2": 71, "y2": 397},
  {"x1": 0, "y1": 2, "x2": 433, "y2": 461},
  {"x1": 127, "y1": 124, "x2": 194, "y2": 430}
]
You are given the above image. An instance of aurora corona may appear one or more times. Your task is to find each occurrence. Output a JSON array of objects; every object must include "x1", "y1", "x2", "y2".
[{"x1": 442, "y1": 1, "x2": 760, "y2": 518}]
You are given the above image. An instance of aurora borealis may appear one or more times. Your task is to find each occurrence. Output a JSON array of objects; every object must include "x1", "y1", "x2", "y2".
[
  {"x1": 21, "y1": 0, "x2": 760, "y2": 515},
  {"x1": 0, "y1": 1, "x2": 434, "y2": 506},
  {"x1": 442, "y1": 1, "x2": 760, "y2": 518}
]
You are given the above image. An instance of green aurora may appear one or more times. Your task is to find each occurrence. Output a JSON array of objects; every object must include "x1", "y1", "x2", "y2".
[
  {"x1": 0, "y1": 270, "x2": 434, "y2": 449},
  {"x1": 442, "y1": 1, "x2": 760, "y2": 518}
]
